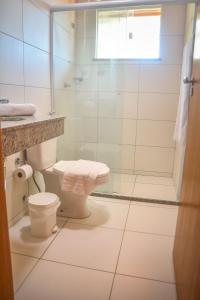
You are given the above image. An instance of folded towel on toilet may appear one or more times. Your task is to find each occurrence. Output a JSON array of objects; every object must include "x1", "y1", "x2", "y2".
[
  {"x1": 61, "y1": 160, "x2": 104, "y2": 196},
  {"x1": 0, "y1": 103, "x2": 36, "y2": 116}
]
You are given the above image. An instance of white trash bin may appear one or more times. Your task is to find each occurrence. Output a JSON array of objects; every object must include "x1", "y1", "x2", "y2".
[{"x1": 28, "y1": 192, "x2": 60, "y2": 238}]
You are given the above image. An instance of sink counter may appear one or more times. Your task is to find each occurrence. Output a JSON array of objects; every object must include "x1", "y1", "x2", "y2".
[{"x1": 1, "y1": 114, "x2": 65, "y2": 157}]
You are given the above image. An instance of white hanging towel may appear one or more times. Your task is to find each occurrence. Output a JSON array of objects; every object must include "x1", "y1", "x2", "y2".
[
  {"x1": 61, "y1": 160, "x2": 106, "y2": 196},
  {"x1": 0, "y1": 103, "x2": 36, "y2": 116},
  {"x1": 174, "y1": 39, "x2": 193, "y2": 145}
]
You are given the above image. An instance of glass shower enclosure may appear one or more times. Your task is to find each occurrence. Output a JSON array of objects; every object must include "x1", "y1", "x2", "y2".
[{"x1": 51, "y1": 1, "x2": 196, "y2": 202}]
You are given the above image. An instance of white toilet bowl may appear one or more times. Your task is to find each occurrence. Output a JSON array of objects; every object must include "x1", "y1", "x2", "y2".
[{"x1": 50, "y1": 160, "x2": 110, "y2": 218}]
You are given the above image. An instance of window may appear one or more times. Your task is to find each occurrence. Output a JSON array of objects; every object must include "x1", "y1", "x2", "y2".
[{"x1": 96, "y1": 7, "x2": 161, "y2": 59}]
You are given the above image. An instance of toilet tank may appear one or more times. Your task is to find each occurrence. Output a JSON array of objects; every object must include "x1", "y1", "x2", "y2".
[{"x1": 27, "y1": 138, "x2": 57, "y2": 171}]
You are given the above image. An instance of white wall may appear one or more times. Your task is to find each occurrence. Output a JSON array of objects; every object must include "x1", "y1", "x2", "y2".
[
  {"x1": 0, "y1": 0, "x2": 51, "y2": 224},
  {"x1": 58, "y1": 5, "x2": 185, "y2": 177}
]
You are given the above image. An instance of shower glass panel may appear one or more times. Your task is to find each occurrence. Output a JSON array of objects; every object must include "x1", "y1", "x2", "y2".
[{"x1": 53, "y1": 3, "x2": 188, "y2": 201}]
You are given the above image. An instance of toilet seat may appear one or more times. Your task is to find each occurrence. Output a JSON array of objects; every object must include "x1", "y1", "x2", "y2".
[{"x1": 53, "y1": 160, "x2": 110, "y2": 185}]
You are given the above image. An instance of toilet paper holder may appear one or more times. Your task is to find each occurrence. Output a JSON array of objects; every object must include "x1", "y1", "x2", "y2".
[{"x1": 15, "y1": 157, "x2": 24, "y2": 166}]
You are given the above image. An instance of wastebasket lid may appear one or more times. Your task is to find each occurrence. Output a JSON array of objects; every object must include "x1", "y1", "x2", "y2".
[{"x1": 28, "y1": 192, "x2": 59, "y2": 208}]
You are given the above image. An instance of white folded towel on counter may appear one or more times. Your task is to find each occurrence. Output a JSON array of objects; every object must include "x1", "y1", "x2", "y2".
[
  {"x1": 0, "y1": 103, "x2": 36, "y2": 116},
  {"x1": 61, "y1": 160, "x2": 102, "y2": 196}
]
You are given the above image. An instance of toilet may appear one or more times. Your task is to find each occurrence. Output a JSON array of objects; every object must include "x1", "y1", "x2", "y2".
[{"x1": 27, "y1": 138, "x2": 110, "y2": 218}]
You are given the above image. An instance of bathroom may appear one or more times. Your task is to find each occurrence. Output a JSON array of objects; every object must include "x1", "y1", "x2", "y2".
[{"x1": 0, "y1": 0, "x2": 199, "y2": 299}]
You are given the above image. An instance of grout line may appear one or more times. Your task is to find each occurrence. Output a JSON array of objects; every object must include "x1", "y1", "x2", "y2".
[
  {"x1": 114, "y1": 272, "x2": 176, "y2": 285},
  {"x1": 0, "y1": 30, "x2": 50, "y2": 54},
  {"x1": 108, "y1": 197, "x2": 131, "y2": 300},
  {"x1": 39, "y1": 217, "x2": 68, "y2": 258},
  {"x1": 14, "y1": 256, "x2": 39, "y2": 295},
  {"x1": 40, "y1": 257, "x2": 115, "y2": 275},
  {"x1": 14, "y1": 217, "x2": 68, "y2": 294},
  {"x1": 124, "y1": 229, "x2": 176, "y2": 238}
]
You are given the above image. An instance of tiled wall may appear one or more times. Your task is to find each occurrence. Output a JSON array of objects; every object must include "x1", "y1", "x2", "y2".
[
  {"x1": 56, "y1": 5, "x2": 185, "y2": 177},
  {"x1": 0, "y1": 0, "x2": 51, "y2": 223},
  {"x1": 53, "y1": 11, "x2": 76, "y2": 160}
]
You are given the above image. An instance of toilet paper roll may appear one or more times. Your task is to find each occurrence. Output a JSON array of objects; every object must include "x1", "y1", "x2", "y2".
[{"x1": 14, "y1": 164, "x2": 33, "y2": 181}]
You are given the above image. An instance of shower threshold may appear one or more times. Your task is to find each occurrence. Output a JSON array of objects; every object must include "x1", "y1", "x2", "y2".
[{"x1": 93, "y1": 173, "x2": 178, "y2": 205}]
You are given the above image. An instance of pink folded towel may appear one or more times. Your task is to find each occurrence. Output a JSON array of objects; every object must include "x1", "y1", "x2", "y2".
[{"x1": 61, "y1": 160, "x2": 105, "y2": 196}]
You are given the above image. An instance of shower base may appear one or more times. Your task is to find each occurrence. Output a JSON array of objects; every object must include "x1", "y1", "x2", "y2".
[{"x1": 94, "y1": 173, "x2": 178, "y2": 204}]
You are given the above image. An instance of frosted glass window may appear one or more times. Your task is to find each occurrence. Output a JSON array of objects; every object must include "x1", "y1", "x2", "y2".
[{"x1": 96, "y1": 7, "x2": 161, "y2": 59}]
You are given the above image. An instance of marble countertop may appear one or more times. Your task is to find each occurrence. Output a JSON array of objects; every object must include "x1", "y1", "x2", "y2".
[
  {"x1": 1, "y1": 114, "x2": 65, "y2": 130},
  {"x1": 1, "y1": 114, "x2": 65, "y2": 157}
]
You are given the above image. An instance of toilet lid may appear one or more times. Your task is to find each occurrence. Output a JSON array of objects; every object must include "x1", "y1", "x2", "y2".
[
  {"x1": 28, "y1": 192, "x2": 59, "y2": 208},
  {"x1": 53, "y1": 160, "x2": 110, "y2": 178}
]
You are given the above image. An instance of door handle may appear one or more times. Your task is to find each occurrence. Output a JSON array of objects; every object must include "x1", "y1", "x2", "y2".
[{"x1": 183, "y1": 77, "x2": 196, "y2": 84}]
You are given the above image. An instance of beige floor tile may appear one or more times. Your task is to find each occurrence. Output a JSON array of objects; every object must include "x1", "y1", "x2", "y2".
[
  {"x1": 89, "y1": 196, "x2": 130, "y2": 205},
  {"x1": 43, "y1": 223, "x2": 123, "y2": 272},
  {"x1": 126, "y1": 205, "x2": 178, "y2": 236},
  {"x1": 117, "y1": 231, "x2": 175, "y2": 283},
  {"x1": 110, "y1": 275, "x2": 177, "y2": 300},
  {"x1": 9, "y1": 216, "x2": 66, "y2": 258},
  {"x1": 15, "y1": 260, "x2": 113, "y2": 300},
  {"x1": 69, "y1": 199, "x2": 129, "y2": 229},
  {"x1": 11, "y1": 253, "x2": 38, "y2": 292},
  {"x1": 133, "y1": 183, "x2": 177, "y2": 201},
  {"x1": 130, "y1": 200, "x2": 178, "y2": 209},
  {"x1": 136, "y1": 175, "x2": 174, "y2": 186}
]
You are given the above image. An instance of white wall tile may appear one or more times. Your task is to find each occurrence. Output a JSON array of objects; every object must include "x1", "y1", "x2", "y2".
[
  {"x1": 25, "y1": 87, "x2": 51, "y2": 114},
  {"x1": 0, "y1": 33, "x2": 24, "y2": 85},
  {"x1": 75, "y1": 10, "x2": 96, "y2": 38},
  {"x1": 99, "y1": 119, "x2": 136, "y2": 145},
  {"x1": 98, "y1": 65, "x2": 139, "y2": 92},
  {"x1": 135, "y1": 146, "x2": 175, "y2": 174},
  {"x1": 138, "y1": 93, "x2": 179, "y2": 121},
  {"x1": 23, "y1": 0, "x2": 50, "y2": 52},
  {"x1": 66, "y1": 118, "x2": 97, "y2": 143},
  {"x1": 57, "y1": 142, "x2": 97, "y2": 162},
  {"x1": 139, "y1": 65, "x2": 181, "y2": 93},
  {"x1": 54, "y1": 11, "x2": 75, "y2": 33},
  {"x1": 54, "y1": 90, "x2": 75, "y2": 115},
  {"x1": 75, "y1": 37, "x2": 95, "y2": 65},
  {"x1": 160, "y1": 35, "x2": 184, "y2": 65},
  {"x1": 54, "y1": 58, "x2": 74, "y2": 90},
  {"x1": 0, "y1": 0, "x2": 23, "y2": 40},
  {"x1": 99, "y1": 92, "x2": 138, "y2": 119},
  {"x1": 5, "y1": 152, "x2": 24, "y2": 179},
  {"x1": 0, "y1": 84, "x2": 24, "y2": 104},
  {"x1": 6, "y1": 176, "x2": 27, "y2": 222},
  {"x1": 74, "y1": 91, "x2": 98, "y2": 117},
  {"x1": 97, "y1": 144, "x2": 135, "y2": 170},
  {"x1": 161, "y1": 5, "x2": 186, "y2": 35},
  {"x1": 75, "y1": 64, "x2": 98, "y2": 91},
  {"x1": 24, "y1": 44, "x2": 50, "y2": 88},
  {"x1": 54, "y1": 22, "x2": 74, "y2": 61},
  {"x1": 136, "y1": 120, "x2": 175, "y2": 148}
]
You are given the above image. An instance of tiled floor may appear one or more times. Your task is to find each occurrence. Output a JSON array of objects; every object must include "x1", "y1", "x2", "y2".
[
  {"x1": 11, "y1": 196, "x2": 178, "y2": 300},
  {"x1": 96, "y1": 174, "x2": 177, "y2": 202}
]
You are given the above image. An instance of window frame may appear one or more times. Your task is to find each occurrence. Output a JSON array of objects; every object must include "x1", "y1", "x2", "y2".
[{"x1": 94, "y1": 6, "x2": 162, "y2": 61}]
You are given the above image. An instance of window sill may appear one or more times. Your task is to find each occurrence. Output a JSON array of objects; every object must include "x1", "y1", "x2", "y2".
[{"x1": 93, "y1": 58, "x2": 161, "y2": 62}]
